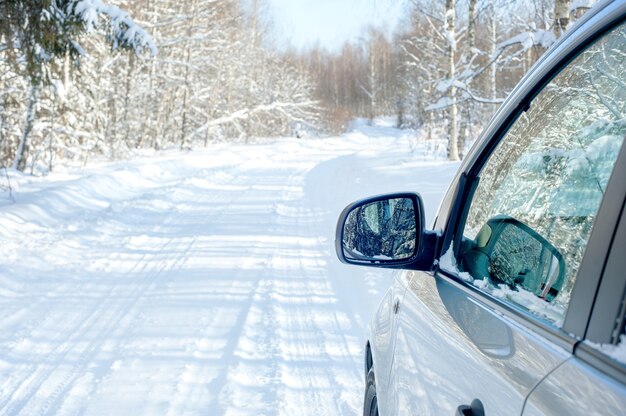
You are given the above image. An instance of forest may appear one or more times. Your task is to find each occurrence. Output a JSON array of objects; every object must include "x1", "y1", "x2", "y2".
[{"x1": 0, "y1": 0, "x2": 592, "y2": 173}]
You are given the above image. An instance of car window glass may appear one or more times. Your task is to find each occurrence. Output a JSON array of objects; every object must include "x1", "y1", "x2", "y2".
[{"x1": 452, "y1": 22, "x2": 626, "y2": 327}]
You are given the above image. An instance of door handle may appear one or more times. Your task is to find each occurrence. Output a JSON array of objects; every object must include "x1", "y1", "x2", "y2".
[{"x1": 456, "y1": 399, "x2": 485, "y2": 416}]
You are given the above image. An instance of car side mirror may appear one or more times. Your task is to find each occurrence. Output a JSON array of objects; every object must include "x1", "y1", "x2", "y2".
[{"x1": 335, "y1": 193, "x2": 436, "y2": 270}]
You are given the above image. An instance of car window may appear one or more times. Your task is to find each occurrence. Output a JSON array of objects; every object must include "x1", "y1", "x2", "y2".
[{"x1": 452, "y1": 21, "x2": 626, "y2": 327}]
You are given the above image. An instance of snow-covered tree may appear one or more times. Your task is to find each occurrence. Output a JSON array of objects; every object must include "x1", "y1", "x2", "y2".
[
  {"x1": 393, "y1": 0, "x2": 596, "y2": 161},
  {"x1": 0, "y1": 0, "x2": 320, "y2": 172},
  {"x1": 0, "y1": 0, "x2": 156, "y2": 171}
]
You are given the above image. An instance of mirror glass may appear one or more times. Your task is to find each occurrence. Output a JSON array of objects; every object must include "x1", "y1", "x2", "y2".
[
  {"x1": 342, "y1": 197, "x2": 417, "y2": 262},
  {"x1": 489, "y1": 221, "x2": 565, "y2": 301}
]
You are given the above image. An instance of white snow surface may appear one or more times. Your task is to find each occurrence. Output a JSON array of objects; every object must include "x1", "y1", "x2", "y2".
[
  {"x1": 587, "y1": 335, "x2": 626, "y2": 365},
  {"x1": 0, "y1": 127, "x2": 458, "y2": 415}
]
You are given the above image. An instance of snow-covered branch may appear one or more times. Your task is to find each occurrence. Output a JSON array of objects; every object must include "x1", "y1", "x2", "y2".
[
  {"x1": 72, "y1": 0, "x2": 158, "y2": 56},
  {"x1": 193, "y1": 100, "x2": 319, "y2": 136}
]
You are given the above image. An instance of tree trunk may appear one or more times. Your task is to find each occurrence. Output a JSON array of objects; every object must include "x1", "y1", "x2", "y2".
[
  {"x1": 445, "y1": 0, "x2": 459, "y2": 161},
  {"x1": 369, "y1": 36, "x2": 377, "y2": 123},
  {"x1": 244, "y1": 0, "x2": 260, "y2": 143},
  {"x1": 108, "y1": 93, "x2": 118, "y2": 159},
  {"x1": 13, "y1": 83, "x2": 39, "y2": 171},
  {"x1": 123, "y1": 53, "x2": 135, "y2": 147},
  {"x1": 180, "y1": 0, "x2": 196, "y2": 150},
  {"x1": 0, "y1": 88, "x2": 5, "y2": 166},
  {"x1": 458, "y1": 0, "x2": 477, "y2": 160},
  {"x1": 48, "y1": 87, "x2": 57, "y2": 172},
  {"x1": 491, "y1": 0, "x2": 497, "y2": 102},
  {"x1": 554, "y1": 0, "x2": 571, "y2": 38},
  {"x1": 180, "y1": 44, "x2": 192, "y2": 149}
]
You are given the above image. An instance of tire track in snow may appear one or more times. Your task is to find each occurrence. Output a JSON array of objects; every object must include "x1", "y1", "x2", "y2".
[
  {"x1": 273, "y1": 176, "x2": 362, "y2": 416},
  {"x1": 216, "y1": 147, "x2": 364, "y2": 416},
  {"x1": 158, "y1": 166, "x2": 285, "y2": 416},
  {"x1": 1, "y1": 190, "x2": 194, "y2": 415},
  {"x1": 0, "y1": 166, "x2": 242, "y2": 416},
  {"x1": 207, "y1": 166, "x2": 308, "y2": 415}
]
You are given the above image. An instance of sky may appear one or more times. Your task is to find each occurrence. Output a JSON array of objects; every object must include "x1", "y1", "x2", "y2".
[{"x1": 264, "y1": 0, "x2": 408, "y2": 51}]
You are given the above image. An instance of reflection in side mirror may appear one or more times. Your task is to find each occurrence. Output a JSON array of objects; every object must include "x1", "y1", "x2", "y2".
[
  {"x1": 487, "y1": 217, "x2": 566, "y2": 302},
  {"x1": 342, "y1": 197, "x2": 418, "y2": 263}
]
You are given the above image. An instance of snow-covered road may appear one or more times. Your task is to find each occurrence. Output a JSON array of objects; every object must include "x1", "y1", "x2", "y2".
[{"x1": 0, "y1": 129, "x2": 457, "y2": 415}]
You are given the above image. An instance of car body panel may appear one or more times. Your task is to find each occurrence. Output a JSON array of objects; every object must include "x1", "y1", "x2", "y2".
[
  {"x1": 384, "y1": 270, "x2": 570, "y2": 415},
  {"x1": 368, "y1": 270, "x2": 412, "y2": 410},
  {"x1": 523, "y1": 356, "x2": 626, "y2": 415}
]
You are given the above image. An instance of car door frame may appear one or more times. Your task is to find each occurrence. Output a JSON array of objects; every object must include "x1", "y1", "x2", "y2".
[{"x1": 574, "y1": 175, "x2": 626, "y2": 385}]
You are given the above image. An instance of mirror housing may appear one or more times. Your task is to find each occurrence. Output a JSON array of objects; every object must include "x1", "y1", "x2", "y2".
[{"x1": 335, "y1": 193, "x2": 438, "y2": 270}]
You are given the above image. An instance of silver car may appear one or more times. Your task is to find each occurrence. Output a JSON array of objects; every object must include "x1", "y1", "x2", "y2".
[{"x1": 335, "y1": 1, "x2": 626, "y2": 414}]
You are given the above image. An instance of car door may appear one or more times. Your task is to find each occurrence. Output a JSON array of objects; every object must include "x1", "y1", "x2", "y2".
[{"x1": 386, "y1": 13, "x2": 626, "y2": 416}]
